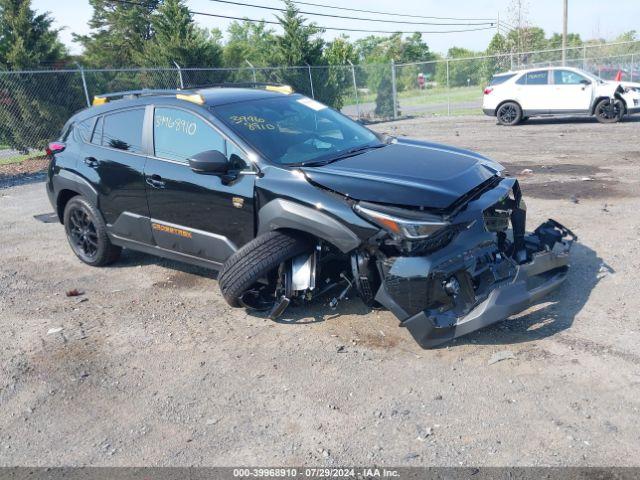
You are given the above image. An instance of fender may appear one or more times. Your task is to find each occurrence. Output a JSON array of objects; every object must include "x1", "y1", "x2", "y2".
[
  {"x1": 53, "y1": 169, "x2": 98, "y2": 207},
  {"x1": 257, "y1": 199, "x2": 361, "y2": 253}
]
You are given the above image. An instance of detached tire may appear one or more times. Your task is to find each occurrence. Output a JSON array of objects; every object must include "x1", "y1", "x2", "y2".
[
  {"x1": 63, "y1": 196, "x2": 121, "y2": 266},
  {"x1": 594, "y1": 98, "x2": 624, "y2": 124},
  {"x1": 496, "y1": 101, "x2": 522, "y2": 126},
  {"x1": 218, "y1": 231, "x2": 311, "y2": 308}
]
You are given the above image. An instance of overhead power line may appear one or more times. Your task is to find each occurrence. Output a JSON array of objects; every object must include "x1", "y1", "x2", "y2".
[
  {"x1": 110, "y1": 0, "x2": 495, "y2": 34},
  {"x1": 206, "y1": 0, "x2": 494, "y2": 26},
  {"x1": 289, "y1": 0, "x2": 494, "y2": 22}
]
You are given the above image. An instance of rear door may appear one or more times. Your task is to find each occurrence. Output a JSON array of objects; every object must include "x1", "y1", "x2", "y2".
[
  {"x1": 550, "y1": 69, "x2": 593, "y2": 112},
  {"x1": 515, "y1": 70, "x2": 553, "y2": 112},
  {"x1": 144, "y1": 105, "x2": 255, "y2": 266},
  {"x1": 82, "y1": 107, "x2": 153, "y2": 244}
]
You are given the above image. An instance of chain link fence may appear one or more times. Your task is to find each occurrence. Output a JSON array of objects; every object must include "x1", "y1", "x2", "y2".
[{"x1": 1, "y1": 40, "x2": 639, "y2": 163}]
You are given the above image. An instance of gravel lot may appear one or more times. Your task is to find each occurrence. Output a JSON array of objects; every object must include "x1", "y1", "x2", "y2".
[{"x1": 1, "y1": 115, "x2": 639, "y2": 467}]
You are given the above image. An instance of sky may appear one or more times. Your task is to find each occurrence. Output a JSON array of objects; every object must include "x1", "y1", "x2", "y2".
[{"x1": 32, "y1": 0, "x2": 640, "y2": 57}]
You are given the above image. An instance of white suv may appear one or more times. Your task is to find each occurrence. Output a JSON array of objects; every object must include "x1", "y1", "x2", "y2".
[{"x1": 482, "y1": 66, "x2": 640, "y2": 125}]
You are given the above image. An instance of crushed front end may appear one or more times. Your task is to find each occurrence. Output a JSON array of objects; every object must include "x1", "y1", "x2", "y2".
[{"x1": 354, "y1": 177, "x2": 576, "y2": 348}]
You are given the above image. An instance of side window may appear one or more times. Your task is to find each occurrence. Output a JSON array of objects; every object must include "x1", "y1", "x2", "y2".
[
  {"x1": 102, "y1": 109, "x2": 145, "y2": 153},
  {"x1": 91, "y1": 116, "x2": 103, "y2": 145},
  {"x1": 554, "y1": 70, "x2": 586, "y2": 85},
  {"x1": 153, "y1": 107, "x2": 226, "y2": 163},
  {"x1": 517, "y1": 70, "x2": 549, "y2": 85},
  {"x1": 74, "y1": 119, "x2": 94, "y2": 143}
]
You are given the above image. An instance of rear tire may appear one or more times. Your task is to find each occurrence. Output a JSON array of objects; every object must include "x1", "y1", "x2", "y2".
[
  {"x1": 63, "y1": 196, "x2": 121, "y2": 266},
  {"x1": 496, "y1": 102, "x2": 522, "y2": 126},
  {"x1": 594, "y1": 98, "x2": 624, "y2": 123},
  {"x1": 218, "y1": 231, "x2": 311, "y2": 308}
]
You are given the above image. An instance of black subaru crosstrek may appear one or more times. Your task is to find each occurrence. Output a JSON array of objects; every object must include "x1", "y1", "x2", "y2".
[{"x1": 46, "y1": 85, "x2": 576, "y2": 347}]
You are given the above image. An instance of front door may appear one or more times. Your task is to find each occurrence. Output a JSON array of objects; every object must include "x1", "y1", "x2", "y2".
[
  {"x1": 144, "y1": 105, "x2": 255, "y2": 266},
  {"x1": 550, "y1": 69, "x2": 594, "y2": 112}
]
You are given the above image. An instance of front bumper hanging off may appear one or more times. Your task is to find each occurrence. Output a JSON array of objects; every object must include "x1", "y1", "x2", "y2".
[
  {"x1": 403, "y1": 224, "x2": 573, "y2": 348},
  {"x1": 373, "y1": 178, "x2": 577, "y2": 348}
]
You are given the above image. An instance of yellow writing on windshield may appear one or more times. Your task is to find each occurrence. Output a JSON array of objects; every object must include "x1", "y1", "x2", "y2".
[{"x1": 229, "y1": 115, "x2": 276, "y2": 131}]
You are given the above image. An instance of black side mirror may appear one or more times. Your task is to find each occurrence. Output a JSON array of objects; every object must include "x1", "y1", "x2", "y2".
[{"x1": 188, "y1": 150, "x2": 228, "y2": 174}]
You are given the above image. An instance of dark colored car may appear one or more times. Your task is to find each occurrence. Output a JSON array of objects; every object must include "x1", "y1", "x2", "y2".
[{"x1": 46, "y1": 85, "x2": 576, "y2": 348}]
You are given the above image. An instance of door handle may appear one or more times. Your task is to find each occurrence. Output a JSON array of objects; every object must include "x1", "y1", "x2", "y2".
[
  {"x1": 83, "y1": 157, "x2": 99, "y2": 167},
  {"x1": 146, "y1": 175, "x2": 166, "y2": 189}
]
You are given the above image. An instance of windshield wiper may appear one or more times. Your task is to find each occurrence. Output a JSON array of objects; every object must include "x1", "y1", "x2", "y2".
[{"x1": 297, "y1": 143, "x2": 387, "y2": 167}]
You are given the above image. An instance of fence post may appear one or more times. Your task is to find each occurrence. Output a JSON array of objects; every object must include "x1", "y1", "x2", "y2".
[
  {"x1": 348, "y1": 60, "x2": 360, "y2": 120},
  {"x1": 582, "y1": 45, "x2": 587, "y2": 70},
  {"x1": 75, "y1": 62, "x2": 91, "y2": 107},
  {"x1": 245, "y1": 59, "x2": 257, "y2": 84},
  {"x1": 306, "y1": 63, "x2": 315, "y2": 99},
  {"x1": 446, "y1": 59, "x2": 451, "y2": 116},
  {"x1": 510, "y1": 52, "x2": 514, "y2": 70},
  {"x1": 391, "y1": 60, "x2": 398, "y2": 120},
  {"x1": 632, "y1": 54, "x2": 635, "y2": 82},
  {"x1": 173, "y1": 61, "x2": 184, "y2": 89}
]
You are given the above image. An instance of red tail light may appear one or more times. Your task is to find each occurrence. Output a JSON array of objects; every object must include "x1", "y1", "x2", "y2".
[
  {"x1": 46, "y1": 142, "x2": 65, "y2": 156},
  {"x1": 483, "y1": 87, "x2": 494, "y2": 95}
]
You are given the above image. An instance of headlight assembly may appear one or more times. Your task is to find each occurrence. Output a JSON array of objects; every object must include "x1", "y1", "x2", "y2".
[{"x1": 354, "y1": 204, "x2": 448, "y2": 240}]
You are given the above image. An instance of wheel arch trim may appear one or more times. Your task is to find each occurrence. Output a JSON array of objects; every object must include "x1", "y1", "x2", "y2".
[
  {"x1": 257, "y1": 199, "x2": 361, "y2": 253},
  {"x1": 53, "y1": 170, "x2": 99, "y2": 220}
]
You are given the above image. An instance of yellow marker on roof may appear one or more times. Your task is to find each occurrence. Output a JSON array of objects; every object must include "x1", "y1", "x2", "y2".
[
  {"x1": 176, "y1": 93, "x2": 205, "y2": 105},
  {"x1": 92, "y1": 96, "x2": 108, "y2": 106},
  {"x1": 265, "y1": 85, "x2": 293, "y2": 94}
]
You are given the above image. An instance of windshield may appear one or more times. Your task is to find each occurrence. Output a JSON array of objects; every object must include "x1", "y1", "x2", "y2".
[{"x1": 214, "y1": 95, "x2": 381, "y2": 166}]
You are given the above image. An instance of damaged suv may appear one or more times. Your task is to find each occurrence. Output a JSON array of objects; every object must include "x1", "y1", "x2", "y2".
[{"x1": 47, "y1": 85, "x2": 576, "y2": 348}]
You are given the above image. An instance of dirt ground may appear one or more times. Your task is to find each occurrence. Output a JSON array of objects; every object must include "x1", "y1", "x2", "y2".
[{"x1": 1, "y1": 115, "x2": 639, "y2": 467}]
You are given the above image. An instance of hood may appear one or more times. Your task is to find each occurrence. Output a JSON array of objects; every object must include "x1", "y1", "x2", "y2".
[{"x1": 301, "y1": 139, "x2": 502, "y2": 209}]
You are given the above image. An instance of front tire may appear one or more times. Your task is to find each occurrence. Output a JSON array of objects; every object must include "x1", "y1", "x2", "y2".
[
  {"x1": 218, "y1": 231, "x2": 311, "y2": 308},
  {"x1": 496, "y1": 102, "x2": 523, "y2": 126},
  {"x1": 63, "y1": 196, "x2": 121, "y2": 266},
  {"x1": 594, "y1": 98, "x2": 624, "y2": 123}
]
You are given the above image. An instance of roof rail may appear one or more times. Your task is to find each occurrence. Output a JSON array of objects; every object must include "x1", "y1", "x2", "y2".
[
  {"x1": 186, "y1": 82, "x2": 294, "y2": 94},
  {"x1": 92, "y1": 88, "x2": 182, "y2": 105}
]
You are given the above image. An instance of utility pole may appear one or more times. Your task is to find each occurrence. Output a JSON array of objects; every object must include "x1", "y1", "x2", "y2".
[{"x1": 562, "y1": 0, "x2": 568, "y2": 66}]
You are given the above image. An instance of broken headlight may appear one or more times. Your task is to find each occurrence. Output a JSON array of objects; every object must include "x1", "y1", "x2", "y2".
[{"x1": 354, "y1": 204, "x2": 448, "y2": 240}]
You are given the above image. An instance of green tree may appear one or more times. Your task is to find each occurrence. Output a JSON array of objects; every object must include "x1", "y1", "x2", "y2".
[
  {"x1": 74, "y1": 0, "x2": 159, "y2": 67},
  {"x1": 140, "y1": 0, "x2": 222, "y2": 68},
  {"x1": 0, "y1": 0, "x2": 65, "y2": 69},
  {"x1": 435, "y1": 47, "x2": 483, "y2": 87},
  {"x1": 273, "y1": 1, "x2": 334, "y2": 103},
  {"x1": 0, "y1": 0, "x2": 78, "y2": 152},
  {"x1": 374, "y1": 74, "x2": 396, "y2": 118},
  {"x1": 223, "y1": 20, "x2": 277, "y2": 68},
  {"x1": 483, "y1": 33, "x2": 511, "y2": 79}
]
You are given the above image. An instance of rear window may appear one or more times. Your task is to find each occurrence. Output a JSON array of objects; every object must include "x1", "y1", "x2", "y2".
[
  {"x1": 489, "y1": 74, "x2": 516, "y2": 86},
  {"x1": 74, "y1": 119, "x2": 94, "y2": 143},
  {"x1": 102, "y1": 109, "x2": 145, "y2": 153},
  {"x1": 516, "y1": 70, "x2": 549, "y2": 85}
]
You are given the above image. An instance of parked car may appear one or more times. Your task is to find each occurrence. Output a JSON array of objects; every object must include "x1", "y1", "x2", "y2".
[
  {"x1": 46, "y1": 85, "x2": 575, "y2": 348},
  {"x1": 483, "y1": 66, "x2": 640, "y2": 125}
]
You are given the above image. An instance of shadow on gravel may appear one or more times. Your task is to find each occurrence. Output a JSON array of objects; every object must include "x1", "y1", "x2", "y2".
[
  {"x1": 518, "y1": 115, "x2": 640, "y2": 125},
  {"x1": 112, "y1": 249, "x2": 218, "y2": 280},
  {"x1": 451, "y1": 241, "x2": 609, "y2": 347}
]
